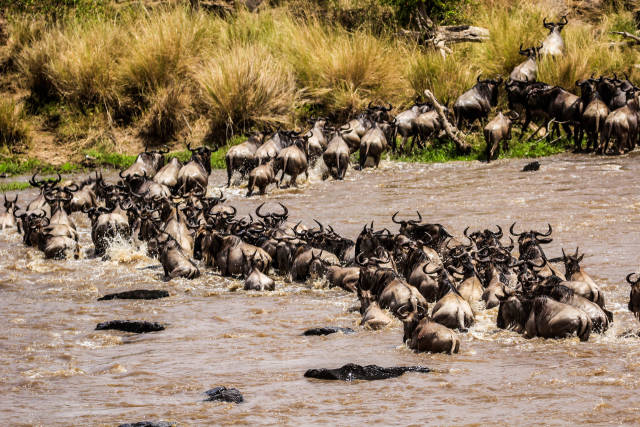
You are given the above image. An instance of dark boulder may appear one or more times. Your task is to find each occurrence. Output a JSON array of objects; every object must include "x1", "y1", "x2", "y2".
[
  {"x1": 98, "y1": 289, "x2": 170, "y2": 301},
  {"x1": 303, "y1": 327, "x2": 355, "y2": 336},
  {"x1": 118, "y1": 423, "x2": 174, "y2": 427},
  {"x1": 204, "y1": 386, "x2": 244, "y2": 403},
  {"x1": 304, "y1": 363, "x2": 430, "y2": 381},
  {"x1": 522, "y1": 161, "x2": 540, "y2": 172},
  {"x1": 95, "y1": 320, "x2": 165, "y2": 333}
]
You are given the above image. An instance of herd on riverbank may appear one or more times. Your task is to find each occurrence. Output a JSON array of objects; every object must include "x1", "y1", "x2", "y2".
[{"x1": 1, "y1": 141, "x2": 640, "y2": 355}]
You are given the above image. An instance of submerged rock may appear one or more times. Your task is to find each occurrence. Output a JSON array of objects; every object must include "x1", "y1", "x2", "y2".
[
  {"x1": 522, "y1": 161, "x2": 540, "y2": 172},
  {"x1": 98, "y1": 289, "x2": 170, "y2": 301},
  {"x1": 204, "y1": 386, "x2": 244, "y2": 403},
  {"x1": 303, "y1": 327, "x2": 355, "y2": 336},
  {"x1": 118, "y1": 422, "x2": 174, "y2": 427},
  {"x1": 95, "y1": 320, "x2": 165, "y2": 333},
  {"x1": 304, "y1": 363, "x2": 430, "y2": 381}
]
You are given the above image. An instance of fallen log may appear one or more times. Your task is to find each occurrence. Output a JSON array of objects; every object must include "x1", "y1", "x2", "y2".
[{"x1": 422, "y1": 89, "x2": 471, "y2": 153}]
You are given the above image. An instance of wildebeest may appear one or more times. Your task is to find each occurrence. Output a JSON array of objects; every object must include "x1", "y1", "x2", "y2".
[
  {"x1": 155, "y1": 232, "x2": 200, "y2": 280},
  {"x1": 1, "y1": 193, "x2": 19, "y2": 231},
  {"x1": 176, "y1": 143, "x2": 212, "y2": 195},
  {"x1": 540, "y1": 16, "x2": 568, "y2": 57},
  {"x1": 247, "y1": 159, "x2": 276, "y2": 197},
  {"x1": 453, "y1": 76, "x2": 502, "y2": 129},
  {"x1": 153, "y1": 157, "x2": 182, "y2": 189},
  {"x1": 121, "y1": 146, "x2": 168, "y2": 180},
  {"x1": 393, "y1": 99, "x2": 432, "y2": 153},
  {"x1": 225, "y1": 132, "x2": 264, "y2": 186},
  {"x1": 599, "y1": 92, "x2": 639, "y2": 155},
  {"x1": 397, "y1": 303, "x2": 460, "y2": 354},
  {"x1": 484, "y1": 111, "x2": 517, "y2": 162},
  {"x1": 627, "y1": 273, "x2": 640, "y2": 321},
  {"x1": 575, "y1": 78, "x2": 609, "y2": 152},
  {"x1": 497, "y1": 295, "x2": 591, "y2": 341},
  {"x1": 322, "y1": 127, "x2": 351, "y2": 180},
  {"x1": 510, "y1": 44, "x2": 542, "y2": 82},
  {"x1": 275, "y1": 136, "x2": 309, "y2": 187}
]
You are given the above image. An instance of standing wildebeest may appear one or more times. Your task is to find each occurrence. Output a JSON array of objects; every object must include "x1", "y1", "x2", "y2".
[
  {"x1": 247, "y1": 159, "x2": 276, "y2": 197},
  {"x1": 599, "y1": 92, "x2": 639, "y2": 155},
  {"x1": 540, "y1": 16, "x2": 568, "y2": 57},
  {"x1": 322, "y1": 127, "x2": 351, "y2": 180},
  {"x1": 510, "y1": 44, "x2": 542, "y2": 82},
  {"x1": 177, "y1": 143, "x2": 212, "y2": 195},
  {"x1": 454, "y1": 76, "x2": 502, "y2": 129},
  {"x1": 153, "y1": 157, "x2": 182, "y2": 189},
  {"x1": 275, "y1": 135, "x2": 309, "y2": 187},
  {"x1": 397, "y1": 304, "x2": 460, "y2": 354},
  {"x1": 225, "y1": 132, "x2": 264, "y2": 186},
  {"x1": 305, "y1": 118, "x2": 328, "y2": 165},
  {"x1": 359, "y1": 120, "x2": 390, "y2": 169},
  {"x1": 394, "y1": 99, "x2": 431, "y2": 153},
  {"x1": 527, "y1": 85, "x2": 581, "y2": 143},
  {"x1": 1, "y1": 194, "x2": 19, "y2": 231},
  {"x1": 505, "y1": 79, "x2": 551, "y2": 138},
  {"x1": 575, "y1": 78, "x2": 609, "y2": 152},
  {"x1": 627, "y1": 273, "x2": 640, "y2": 321},
  {"x1": 484, "y1": 111, "x2": 517, "y2": 162},
  {"x1": 255, "y1": 130, "x2": 291, "y2": 166},
  {"x1": 121, "y1": 146, "x2": 168, "y2": 179}
]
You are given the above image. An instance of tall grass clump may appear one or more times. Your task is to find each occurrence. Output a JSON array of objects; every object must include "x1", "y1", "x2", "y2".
[
  {"x1": 0, "y1": 100, "x2": 30, "y2": 151},
  {"x1": 46, "y1": 20, "x2": 123, "y2": 108},
  {"x1": 284, "y1": 20, "x2": 410, "y2": 116},
  {"x1": 139, "y1": 82, "x2": 192, "y2": 143},
  {"x1": 119, "y1": 8, "x2": 212, "y2": 101},
  {"x1": 196, "y1": 44, "x2": 299, "y2": 138}
]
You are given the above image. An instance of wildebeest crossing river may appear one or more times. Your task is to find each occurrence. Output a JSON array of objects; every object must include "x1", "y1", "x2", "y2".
[{"x1": 2, "y1": 153, "x2": 640, "y2": 425}]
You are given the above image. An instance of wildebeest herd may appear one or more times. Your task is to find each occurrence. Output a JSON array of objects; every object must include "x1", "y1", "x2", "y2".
[
  {"x1": 1, "y1": 137, "x2": 640, "y2": 355},
  {"x1": 221, "y1": 14, "x2": 640, "y2": 194}
]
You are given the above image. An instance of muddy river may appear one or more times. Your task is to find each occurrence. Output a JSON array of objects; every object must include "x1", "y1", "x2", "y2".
[{"x1": 2, "y1": 153, "x2": 640, "y2": 425}]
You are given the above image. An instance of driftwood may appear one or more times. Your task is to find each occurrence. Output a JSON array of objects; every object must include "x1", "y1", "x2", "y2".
[
  {"x1": 611, "y1": 31, "x2": 640, "y2": 45},
  {"x1": 400, "y1": 25, "x2": 489, "y2": 57},
  {"x1": 422, "y1": 89, "x2": 471, "y2": 153}
]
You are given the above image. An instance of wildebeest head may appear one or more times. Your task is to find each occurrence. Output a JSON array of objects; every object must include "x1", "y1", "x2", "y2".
[
  {"x1": 29, "y1": 172, "x2": 62, "y2": 192},
  {"x1": 519, "y1": 43, "x2": 543, "y2": 59},
  {"x1": 561, "y1": 247, "x2": 584, "y2": 277},
  {"x1": 396, "y1": 299, "x2": 428, "y2": 343},
  {"x1": 509, "y1": 222, "x2": 552, "y2": 260},
  {"x1": 543, "y1": 15, "x2": 568, "y2": 33},
  {"x1": 3, "y1": 193, "x2": 18, "y2": 213},
  {"x1": 255, "y1": 202, "x2": 288, "y2": 229},
  {"x1": 187, "y1": 142, "x2": 212, "y2": 175},
  {"x1": 366, "y1": 102, "x2": 393, "y2": 123},
  {"x1": 476, "y1": 75, "x2": 503, "y2": 107},
  {"x1": 497, "y1": 295, "x2": 532, "y2": 330}
]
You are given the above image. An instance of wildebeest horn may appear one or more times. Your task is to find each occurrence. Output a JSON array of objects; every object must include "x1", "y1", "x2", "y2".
[
  {"x1": 158, "y1": 145, "x2": 169, "y2": 154},
  {"x1": 519, "y1": 43, "x2": 525, "y2": 54},
  {"x1": 65, "y1": 183, "x2": 79, "y2": 192},
  {"x1": 560, "y1": 15, "x2": 568, "y2": 25},
  {"x1": 491, "y1": 225, "x2": 503, "y2": 238},
  {"x1": 186, "y1": 141, "x2": 193, "y2": 151},
  {"x1": 509, "y1": 222, "x2": 523, "y2": 236},
  {"x1": 422, "y1": 262, "x2": 442, "y2": 275},
  {"x1": 574, "y1": 247, "x2": 580, "y2": 257},
  {"x1": 312, "y1": 219, "x2": 324, "y2": 234},
  {"x1": 383, "y1": 103, "x2": 393, "y2": 111},
  {"x1": 367, "y1": 101, "x2": 374, "y2": 110},
  {"x1": 537, "y1": 42, "x2": 543, "y2": 50},
  {"x1": 356, "y1": 252, "x2": 368, "y2": 266},
  {"x1": 391, "y1": 211, "x2": 403, "y2": 224},
  {"x1": 626, "y1": 273, "x2": 640, "y2": 285},
  {"x1": 119, "y1": 170, "x2": 126, "y2": 179},
  {"x1": 477, "y1": 75, "x2": 481, "y2": 83},
  {"x1": 412, "y1": 211, "x2": 422, "y2": 224},
  {"x1": 276, "y1": 202, "x2": 288, "y2": 218},
  {"x1": 534, "y1": 223, "x2": 552, "y2": 237},
  {"x1": 255, "y1": 202, "x2": 268, "y2": 218},
  {"x1": 543, "y1": 17, "x2": 549, "y2": 27}
]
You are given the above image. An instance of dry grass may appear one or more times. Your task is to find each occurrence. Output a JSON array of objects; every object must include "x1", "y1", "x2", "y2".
[
  {"x1": 196, "y1": 44, "x2": 299, "y2": 138},
  {"x1": 0, "y1": 99, "x2": 30, "y2": 151},
  {"x1": 7, "y1": 0, "x2": 640, "y2": 150},
  {"x1": 139, "y1": 82, "x2": 191, "y2": 143}
]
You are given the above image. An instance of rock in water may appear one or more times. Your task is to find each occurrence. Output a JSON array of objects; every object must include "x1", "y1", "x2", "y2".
[
  {"x1": 95, "y1": 320, "x2": 165, "y2": 333},
  {"x1": 118, "y1": 423, "x2": 174, "y2": 427},
  {"x1": 204, "y1": 386, "x2": 244, "y2": 403},
  {"x1": 98, "y1": 290, "x2": 170, "y2": 301},
  {"x1": 304, "y1": 363, "x2": 430, "y2": 381},
  {"x1": 303, "y1": 327, "x2": 355, "y2": 336},
  {"x1": 522, "y1": 161, "x2": 540, "y2": 172}
]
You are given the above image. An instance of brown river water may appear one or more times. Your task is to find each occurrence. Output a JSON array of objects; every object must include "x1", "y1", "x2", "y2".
[{"x1": 2, "y1": 153, "x2": 640, "y2": 426}]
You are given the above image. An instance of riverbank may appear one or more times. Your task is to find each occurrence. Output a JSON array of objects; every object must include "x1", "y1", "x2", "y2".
[
  {"x1": 0, "y1": 134, "x2": 572, "y2": 193},
  {"x1": 0, "y1": 0, "x2": 636, "y2": 178}
]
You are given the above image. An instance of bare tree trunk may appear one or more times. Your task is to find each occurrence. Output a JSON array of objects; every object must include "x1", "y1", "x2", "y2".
[{"x1": 423, "y1": 89, "x2": 471, "y2": 153}]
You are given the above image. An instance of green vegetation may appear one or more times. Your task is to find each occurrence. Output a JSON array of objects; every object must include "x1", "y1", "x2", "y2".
[{"x1": 0, "y1": 181, "x2": 31, "y2": 193}]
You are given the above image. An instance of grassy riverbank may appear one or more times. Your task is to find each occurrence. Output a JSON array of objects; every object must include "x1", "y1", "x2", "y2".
[{"x1": 0, "y1": 0, "x2": 636, "y2": 187}]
